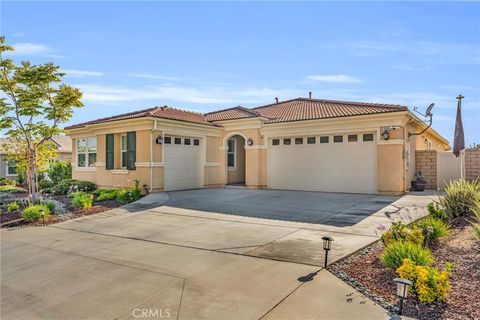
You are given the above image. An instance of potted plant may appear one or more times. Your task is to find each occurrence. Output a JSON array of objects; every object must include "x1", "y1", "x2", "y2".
[{"x1": 411, "y1": 171, "x2": 427, "y2": 191}]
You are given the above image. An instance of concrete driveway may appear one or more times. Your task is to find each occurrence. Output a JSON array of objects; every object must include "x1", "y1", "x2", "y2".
[{"x1": 1, "y1": 189, "x2": 437, "y2": 320}]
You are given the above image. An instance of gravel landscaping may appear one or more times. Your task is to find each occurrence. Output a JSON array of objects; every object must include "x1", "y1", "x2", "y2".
[{"x1": 330, "y1": 218, "x2": 480, "y2": 320}]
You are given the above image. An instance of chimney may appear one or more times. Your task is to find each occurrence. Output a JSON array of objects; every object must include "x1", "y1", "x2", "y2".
[
  {"x1": 275, "y1": 97, "x2": 279, "y2": 103},
  {"x1": 309, "y1": 91, "x2": 312, "y2": 99}
]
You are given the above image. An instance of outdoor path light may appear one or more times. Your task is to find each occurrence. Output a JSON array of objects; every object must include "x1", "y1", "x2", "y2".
[
  {"x1": 40, "y1": 209, "x2": 45, "y2": 226},
  {"x1": 321, "y1": 236, "x2": 334, "y2": 268},
  {"x1": 393, "y1": 277, "x2": 412, "y2": 315}
]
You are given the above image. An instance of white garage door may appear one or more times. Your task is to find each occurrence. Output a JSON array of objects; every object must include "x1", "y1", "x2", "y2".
[
  {"x1": 268, "y1": 133, "x2": 377, "y2": 194},
  {"x1": 164, "y1": 136, "x2": 202, "y2": 191}
]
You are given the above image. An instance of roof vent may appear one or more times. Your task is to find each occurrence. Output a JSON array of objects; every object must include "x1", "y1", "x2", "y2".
[
  {"x1": 275, "y1": 97, "x2": 279, "y2": 103},
  {"x1": 309, "y1": 92, "x2": 312, "y2": 99}
]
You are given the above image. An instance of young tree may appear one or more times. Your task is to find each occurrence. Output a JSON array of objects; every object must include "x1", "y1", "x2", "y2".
[{"x1": 0, "y1": 36, "x2": 83, "y2": 203}]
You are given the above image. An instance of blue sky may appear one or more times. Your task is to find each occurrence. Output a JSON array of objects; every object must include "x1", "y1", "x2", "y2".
[{"x1": 2, "y1": 1, "x2": 479, "y2": 145}]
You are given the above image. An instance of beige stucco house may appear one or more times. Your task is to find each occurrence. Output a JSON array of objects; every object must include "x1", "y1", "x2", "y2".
[{"x1": 65, "y1": 97, "x2": 449, "y2": 195}]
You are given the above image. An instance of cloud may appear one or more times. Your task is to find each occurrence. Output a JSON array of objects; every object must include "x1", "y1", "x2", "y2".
[
  {"x1": 305, "y1": 74, "x2": 363, "y2": 84},
  {"x1": 62, "y1": 69, "x2": 103, "y2": 77},
  {"x1": 8, "y1": 42, "x2": 51, "y2": 55},
  {"x1": 130, "y1": 74, "x2": 183, "y2": 81},
  {"x1": 77, "y1": 84, "x2": 298, "y2": 106}
]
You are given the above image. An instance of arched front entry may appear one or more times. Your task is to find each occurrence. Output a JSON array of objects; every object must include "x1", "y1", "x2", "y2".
[{"x1": 225, "y1": 134, "x2": 246, "y2": 185}]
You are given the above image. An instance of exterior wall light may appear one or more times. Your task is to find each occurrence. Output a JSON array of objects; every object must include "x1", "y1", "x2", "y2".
[
  {"x1": 393, "y1": 277, "x2": 412, "y2": 315},
  {"x1": 321, "y1": 236, "x2": 334, "y2": 268},
  {"x1": 382, "y1": 130, "x2": 390, "y2": 140},
  {"x1": 155, "y1": 136, "x2": 163, "y2": 144},
  {"x1": 247, "y1": 138, "x2": 254, "y2": 146}
]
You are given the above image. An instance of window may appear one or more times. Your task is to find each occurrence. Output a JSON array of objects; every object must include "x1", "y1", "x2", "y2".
[
  {"x1": 227, "y1": 139, "x2": 235, "y2": 168},
  {"x1": 77, "y1": 137, "x2": 97, "y2": 167},
  {"x1": 184, "y1": 138, "x2": 191, "y2": 145},
  {"x1": 121, "y1": 134, "x2": 127, "y2": 168},
  {"x1": 164, "y1": 136, "x2": 172, "y2": 144},
  {"x1": 272, "y1": 139, "x2": 280, "y2": 146},
  {"x1": 307, "y1": 137, "x2": 316, "y2": 144},
  {"x1": 348, "y1": 134, "x2": 358, "y2": 142},
  {"x1": 320, "y1": 136, "x2": 329, "y2": 144},
  {"x1": 193, "y1": 139, "x2": 200, "y2": 146},
  {"x1": 333, "y1": 135, "x2": 343, "y2": 143},
  {"x1": 6, "y1": 160, "x2": 16, "y2": 175},
  {"x1": 295, "y1": 137, "x2": 303, "y2": 145},
  {"x1": 363, "y1": 133, "x2": 374, "y2": 142},
  {"x1": 174, "y1": 137, "x2": 182, "y2": 145},
  {"x1": 283, "y1": 138, "x2": 291, "y2": 145}
]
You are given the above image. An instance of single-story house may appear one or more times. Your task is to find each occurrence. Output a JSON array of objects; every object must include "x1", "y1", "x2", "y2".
[
  {"x1": 0, "y1": 135, "x2": 73, "y2": 180},
  {"x1": 65, "y1": 97, "x2": 449, "y2": 195}
]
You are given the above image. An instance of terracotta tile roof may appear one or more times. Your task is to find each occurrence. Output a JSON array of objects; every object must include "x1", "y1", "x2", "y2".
[
  {"x1": 65, "y1": 106, "x2": 216, "y2": 129},
  {"x1": 205, "y1": 106, "x2": 263, "y2": 122},
  {"x1": 253, "y1": 98, "x2": 408, "y2": 123},
  {"x1": 65, "y1": 98, "x2": 408, "y2": 130}
]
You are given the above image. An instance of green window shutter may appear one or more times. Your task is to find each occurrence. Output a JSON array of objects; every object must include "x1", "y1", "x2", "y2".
[
  {"x1": 106, "y1": 134, "x2": 114, "y2": 170},
  {"x1": 126, "y1": 131, "x2": 136, "y2": 170}
]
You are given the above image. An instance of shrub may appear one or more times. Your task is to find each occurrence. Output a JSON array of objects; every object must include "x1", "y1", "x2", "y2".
[
  {"x1": 471, "y1": 203, "x2": 480, "y2": 242},
  {"x1": 0, "y1": 177, "x2": 16, "y2": 186},
  {"x1": 71, "y1": 191, "x2": 93, "y2": 210},
  {"x1": 49, "y1": 179, "x2": 97, "y2": 195},
  {"x1": 381, "y1": 241, "x2": 433, "y2": 270},
  {"x1": 0, "y1": 185, "x2": 27, "y2": 193},
  {"x1": 116, "y1": 189, "x2": 131, "y2": 204},
  {"x1": 39, "y1": 179, "x2": 54, "y2": 190},
  {"x1": 397, "y1": 258, "x2": 453, "y2": 304},
  {"x1": 437, "y1": 179, "x2": 480, "y2": 218},
  {"x1": 21, "y1": 205, "x2": 51, "y2": 222},
  {"x1": 95, "y1": 189, "x2": 119, "y2": 201},
  {"x1": 48, "y1": 161, "x2": 72, "y2": 183},
  {"x1": 7, "y1": 202, "x2": 20, "y2": 212},
  {"x1": 427, "y1": 202, "x2": 448, "y2": 221},
  {"x1": 42, "y1": 199, "x2": 67, "y2": 215},
  {"x1": 381, "y1": 221, "x2": 424, "y2": 246},
  {"x1": 131, "y1": 179, "x2": 141, "y2": 202},
  {"x1": 418, "y1": 217, "x2": 450, "y2": 246}
]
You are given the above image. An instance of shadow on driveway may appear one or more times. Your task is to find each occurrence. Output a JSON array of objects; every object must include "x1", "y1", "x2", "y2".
[{"x1": 165, "y1": 188, "x2": 400, "y2": 226}]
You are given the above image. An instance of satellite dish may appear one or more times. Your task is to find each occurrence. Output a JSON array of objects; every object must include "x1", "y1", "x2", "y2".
[{"x1": 425, "y1": 103, "x2": 434, "y2": 117}]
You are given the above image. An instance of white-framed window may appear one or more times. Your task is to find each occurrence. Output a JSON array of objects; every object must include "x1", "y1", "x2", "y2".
[
  {"x1": 6, "y1": 160, "x2": 16, "y2": 176},
  {"x1": 121, "y1": 134, "x2": 127, "y2": 168},
  {"x1": 227, "y1": 138, "x2": 236, "y2": 169},
  {"x1": 76, "y1": 137, "x2": 97, "y2": 167}
]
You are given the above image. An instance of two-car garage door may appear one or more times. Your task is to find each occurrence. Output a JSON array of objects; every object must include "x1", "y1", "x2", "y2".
[{"x1": 267, "y1": 133, "x2": 377, "y2": 194}]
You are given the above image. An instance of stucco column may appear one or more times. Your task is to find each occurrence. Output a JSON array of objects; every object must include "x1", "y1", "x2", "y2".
[
  {"x1": 377, "y1": 142, "x2": 405, "y2": 195},
  {"x1": 245, "y1": 146, "x2": 267, "y2": 189}
]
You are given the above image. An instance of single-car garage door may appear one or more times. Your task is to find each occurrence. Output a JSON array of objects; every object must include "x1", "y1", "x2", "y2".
[
  {"x1": 267, "y1": 133, "x2": 377, "y2": 194},
  {"x1": 164, "y1": 136, "x2": 202, "y2": 191}
]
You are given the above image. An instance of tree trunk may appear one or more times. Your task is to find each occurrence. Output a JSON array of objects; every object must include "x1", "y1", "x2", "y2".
[{"x1": 29, "y1": 151, "x2": 38, "y2": 204}]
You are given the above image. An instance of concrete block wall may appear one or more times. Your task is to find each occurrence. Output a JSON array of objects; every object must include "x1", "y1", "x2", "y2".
[
  {"x1": 465, "y1": 148, "x2": 480, "y2": 181},
  {"x1": 415, "y1": 150, "x2": 437, "y2": 189}
]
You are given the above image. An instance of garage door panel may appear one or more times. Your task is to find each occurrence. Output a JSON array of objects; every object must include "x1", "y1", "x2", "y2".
[{"x1": 268, "y1": 135, "x2": 376, "y2": 194}]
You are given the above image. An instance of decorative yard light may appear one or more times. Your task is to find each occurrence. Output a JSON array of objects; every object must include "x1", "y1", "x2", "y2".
[
  {"x1": 321, "y1": 236, "x2": 334, "y2": 268},
  {"x1": 393, "y1": 277, "x2": 412, "y2": 315},
  {"x1": 247, "y1": 138, "x2": 254, "y2": 146},
  {"x1": 40, "y1": 209, "x2": 45, "y2": 226}
]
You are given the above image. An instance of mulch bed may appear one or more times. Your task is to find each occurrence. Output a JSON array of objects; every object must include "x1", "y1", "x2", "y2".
[
  {"x1": 330, "y1": 218, "x2": 480, "y2": 320},
  {"x1": 1, "y1": 193, "x2": 123, "y2": 228}
]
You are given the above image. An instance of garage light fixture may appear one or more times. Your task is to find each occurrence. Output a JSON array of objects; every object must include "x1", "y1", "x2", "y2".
[
  {"x1": 321, "y1": 236, "x2": 334, "y2": 268},
  {"x1": 393, "y1": 278, "x2": 412, "y2": 315},
  {"x1": 382, "y1": 126, "x2": 400, "y2": 141},
  {"x1": 247, "y1": 138, "x2": 254, "y2": 146},
  {"x1": 155, "y1": 136, "x2": 163, "y2": 144}
]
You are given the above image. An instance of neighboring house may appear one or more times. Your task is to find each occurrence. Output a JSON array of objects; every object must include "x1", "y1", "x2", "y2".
[
  {"x1": 0, "y1": 135, "x2": 72, "y2": 180},
  {"x1": 65, "y1": 97, "x2": 449, "y2": 195}
]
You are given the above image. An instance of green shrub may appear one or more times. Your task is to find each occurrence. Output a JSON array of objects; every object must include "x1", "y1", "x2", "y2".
[
  {"x1": 427, "y1": 202, "x2": 448, "y2": 221},
  {"x1": 437, "y1": 179, "x2": 480, "y2": 218},
  {"x1": 48, "y1": 161, "x2": 72, "y2": 183},
  {"x1": 42, "y1": 199, "x2": 67, "y2": 215},
  {"x1": 0, "y1": 185, "x2": 27, "y2": 193},
  {"x1": 21, "y1": 205, "x2": 51, "y2": 222},
  {"x1": 39, "y1": 179, "x2": 54, "y2": 190},
  {"x1": 0, "y1": 177, "x2": 16, "y2": 186},
  {"x1": 471, "y1": 203, "x2": 480, "y2": 242},
  {"x1": 7, "y1": 201, "x2": 20, "y2": 212},
  {"x1": 381, "y1": 221, "x2": 424, "y2": 246},
  {"x1": 116, "y1": 189, "x2": 130, "y2": 204},
  {"x1": 381, "y1": 241, "x2": 433, "y2": 270},
  {"x1": 418, "y1": 217, "x2": 451, "y2": 246},
  {"x1": 397, "y1": 258, "x2": 453, "y2": 304},
  {"x1": 95, "y1": 189, "x2": 119, "y2": 201},
  {"x1": 71, "y1": 191, "x2": 93, "y2": 210},
  {"x1": 130, "y1": 179, "x2": 141, "y2": 202},
  {"x1": 49, "y1": 179, "x2": 97, "y2": 195}
]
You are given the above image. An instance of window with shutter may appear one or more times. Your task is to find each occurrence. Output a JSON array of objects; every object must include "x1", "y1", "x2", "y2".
[
  {"x1": 126, "y1": 131, "x2": 136, "y2": 170},
  {"x1": 105, "y1": 134, "x2": 114, "y2": 170}
]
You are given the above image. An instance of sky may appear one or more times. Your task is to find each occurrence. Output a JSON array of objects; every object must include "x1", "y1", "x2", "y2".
[{"x1": 1, "y1": 1, "x2": 479, "y2": 145}]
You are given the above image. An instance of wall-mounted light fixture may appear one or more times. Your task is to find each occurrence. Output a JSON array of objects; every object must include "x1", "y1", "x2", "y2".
[
  {"x1": 155, "y1": 136, "x2": 163, "y2": 144},
  {"x1": 247, "y1": 138, "x2": 254, "y2": 146},
  {"x1": 382, "y1": 126, "x2": 400, "y2": 141},
  {"x1": 382, "y1": 130, "x2": 390, "y2": 140}
]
